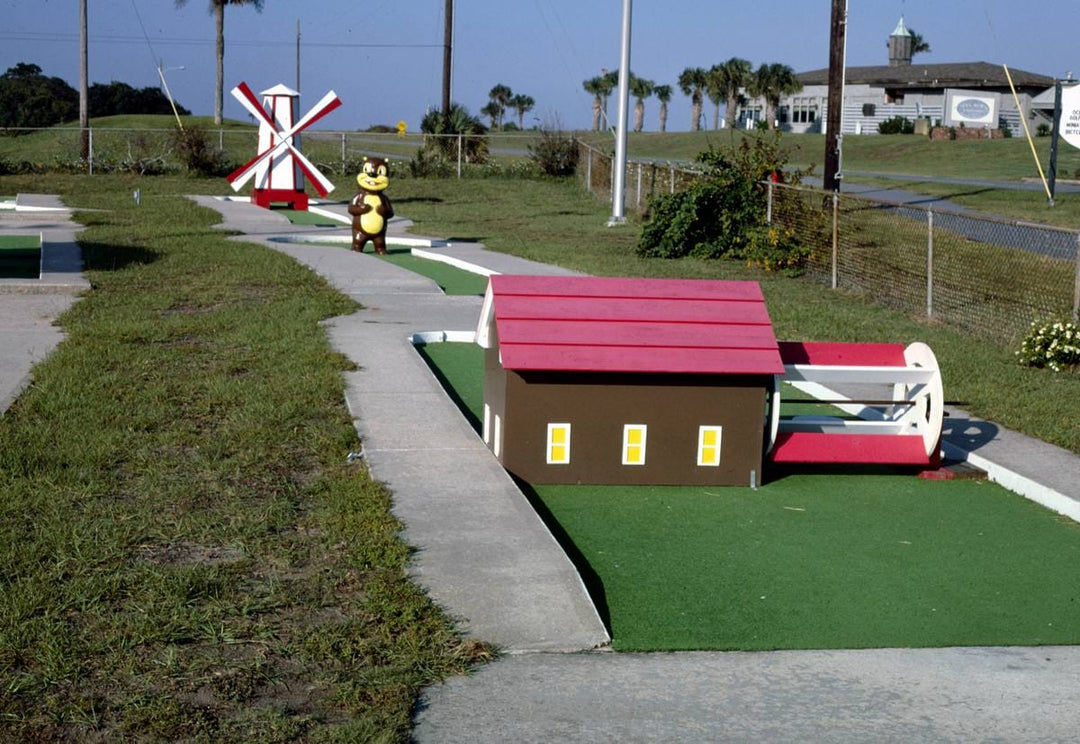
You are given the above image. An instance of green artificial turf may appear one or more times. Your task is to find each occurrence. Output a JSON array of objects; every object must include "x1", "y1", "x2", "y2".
[
  {"x1": 419, "y1": 339, "x2": 1080, "y2": 651},
  {"x1": 300, "y1": 240, "x2": 488, "y2": 296},
  {"x1": 274, "y1": 207, "x2": 344, "y2": 227},
  {"x1": 0, "y1": 234, "x2": 41, "y2": 278},
  {"x1": 376, "y1": 248, "x2": 488, "y2": 296}
]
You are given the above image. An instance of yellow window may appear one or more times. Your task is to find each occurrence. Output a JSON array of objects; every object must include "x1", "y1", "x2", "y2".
[
  {"x1": 547, "y1": 423, "x2": 571, "y2": 464},
  {"x1": 622, "y1": 424, "x2": 647, "y2": 466},
  {"x1": 698, "y1": 425, "x2": 723, "y2": 467}
]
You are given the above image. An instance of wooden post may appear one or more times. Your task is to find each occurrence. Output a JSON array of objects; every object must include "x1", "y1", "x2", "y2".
[
  {"x1": 1074, "y1": 232, "x2": 1080, "y2": 321},
  {"x1": 766, "y1": 181, "x2": 773, "y2": 224},
  {"x1": 926, "y1": 210, "x2": 934, "y2": 317},
  {"x1": 831, "y1": 191, "x2": 839, "y2": 289},
  {"x1": 636, "y1": 162, "x2": 642, "y2": 209},
  {"x1": 587, "y1": 148, "x2": 592, "y2": 194},
  {"x1": 823, "y1": 0, "x2": 846, "y2": 192}
]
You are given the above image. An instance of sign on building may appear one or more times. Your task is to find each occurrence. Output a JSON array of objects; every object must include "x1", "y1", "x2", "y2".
[
  {"x1": 944, "y1": 88, "x2": 1000, "y2": 127},
  {"x1": 1061, "y1": 83, "x2": 1080, "y2": 150}
]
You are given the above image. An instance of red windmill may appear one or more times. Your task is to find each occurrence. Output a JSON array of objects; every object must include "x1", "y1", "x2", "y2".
[{"x1": 226, "y1": 82, "x2": 342, "y2": 210}]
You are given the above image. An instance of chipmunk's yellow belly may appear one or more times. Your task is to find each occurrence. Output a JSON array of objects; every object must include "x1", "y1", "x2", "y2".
[{"x1": 360, "y1": 194, "x2": 384, "y2": 234}]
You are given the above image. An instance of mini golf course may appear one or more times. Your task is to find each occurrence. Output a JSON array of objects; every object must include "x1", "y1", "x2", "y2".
[
  {"x1": 417, "y1": 339, "x2": 1080, "y2": 652},
  {"x1": 0, "y1": 234, "x2": 41, "y2": 279}
]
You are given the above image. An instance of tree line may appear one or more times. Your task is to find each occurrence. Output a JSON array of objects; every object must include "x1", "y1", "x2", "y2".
[
  {"x1": 0, "y1": 63, "x2": 190, "y2": 130},
  {"x1": 481, "y1": 84, "x2": 535, "y2": 130},
  {"x1": 583, "y1": 58, "x2": 802, "y2": 133}
]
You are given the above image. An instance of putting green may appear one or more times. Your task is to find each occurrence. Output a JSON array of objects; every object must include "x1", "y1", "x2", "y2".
[
  {"x1": 0, "y1": 234, "x2": 41, "y2": 279},
  {"x1": 298, "y1": 239, "x2": 487, "y2": 296},
  {"x1": 419, "y1": 340, "x2": 1080, "y2": 651}
]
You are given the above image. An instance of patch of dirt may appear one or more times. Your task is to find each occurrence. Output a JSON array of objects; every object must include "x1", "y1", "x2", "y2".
[{"x1": 137, "y1": 542, "x2": 246, "y2": 567}]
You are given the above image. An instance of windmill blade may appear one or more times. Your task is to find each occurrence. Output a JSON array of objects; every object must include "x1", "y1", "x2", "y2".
[{"x1": 227, "y1": 86, "x2": 342, "y2": 189}]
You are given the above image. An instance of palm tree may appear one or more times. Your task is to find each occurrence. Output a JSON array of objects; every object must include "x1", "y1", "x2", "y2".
[
  {"x1": 629, "y1": 75, "x2": 654, "y2": 132},
  {"x1": 909, "y1": 29, "x2": 931, "y2": 58},
  {"x1": 715, "y1": 57, "x2": 752, "y2": 130},
  {"x1": 705, "y1": 66, "x2": 724, "y2": 130},
  {"x1": 747, "y1": 62, "x2": 801, "y2": 130},
  {"x1": 175, "y1": 0, "x2": 265, "y2": 126},
  {"x1": 598, "y1": 70, "x2": 618, "y2": 129},
  {"x1": 583, "y1": 77, "x2": 604, "y2": 131},
  {"x1": 678, "y1": 67, "x2": 707, "y2": 132},
  {"x1": 480, "y1": 101, "x2": 499, "y2": 129},
  {"x1": 488, "y1": 83, "x2": 512, "y2": 129},
  {"x1": 509, "y1": 93, "x2": 535, "y2": 129},
  {"x1": 653, "y1": 84, "x2": 672, "y2": 133}
]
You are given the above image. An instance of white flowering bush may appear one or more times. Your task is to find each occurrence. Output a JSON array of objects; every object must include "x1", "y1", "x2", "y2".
[{"x1": 1017, "y1": 319, "x2": 1080, "y2": 372}]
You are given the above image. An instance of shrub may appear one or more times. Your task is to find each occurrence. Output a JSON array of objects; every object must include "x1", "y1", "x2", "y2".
[
  {"x1": 1017, "y1": 320, "x2": 1080, "y2": 372},
  {"x1": 416, "y1": 103, "x2": 488, "y2": 170},
  {"x1": 169, "y1": 125, "x2": 233, "y2": 177},
  {"x1": 527, "y1": 127, "x2": 576, "y2": 176},
  {"x1": 637, "y1": 133, "x2": 810, "y2": 266},
  {"x1": 1036, "y1": 122, "x2": 1052, "y2": 137},
  {"x1": 743, "y1": 225, "x2": 812, "y2": 275},
  {"x1": 878, "y1": 115, "x2": 915, "y2": 134}
]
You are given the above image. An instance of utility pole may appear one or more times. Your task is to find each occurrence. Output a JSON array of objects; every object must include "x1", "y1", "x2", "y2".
[
  {"x1": 607, "y1": 0, "x2": 632, "y2": 226},
  {"x1": 823, "y1": 0, "x2": 847, "y2": 192},
  {"x1": 295, "y1": 18, "x2": 301, "y2": 98},
  {"x1": 441, "y1": 0, "x2": 453, "y2": 118},
  {"x1": 79, "y1": 0, "x2": 89, "y2": 160}
]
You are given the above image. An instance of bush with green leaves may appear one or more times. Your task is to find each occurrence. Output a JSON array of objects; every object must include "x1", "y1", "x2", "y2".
[
  {"x1": 414, "y1": 103, "x2": 489, "y2": 174},
  {"x1": 878, "y1": 115, "x2": 915, "y2": 134},
  {"x1": 1017, "y1": 319, "x2": 1080, "y2": 372},
  {"x1": 168, "y1": 125, "x2": 234, "y2": 177},
  {"x1": 637, "y1": 133, "x2": 808, "y2": 265},
  {"x1": 528, "y1": 127, "x2": 576, "y2": 176}
]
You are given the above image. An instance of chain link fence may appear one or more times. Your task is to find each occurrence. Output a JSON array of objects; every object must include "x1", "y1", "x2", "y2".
[
  {"x1": 576, "y1": 140, "x2": 701, "y2": 212},
  {"x1": 0, "y1": 126, "x2": 547, "y2": 177},
  {"x1": 767, "y1": 181, "x2": 1080, "y2": 342}
]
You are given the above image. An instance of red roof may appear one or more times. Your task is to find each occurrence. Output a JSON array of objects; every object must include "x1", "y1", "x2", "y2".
[{"x1": 483, "y1": 275, "x2": 782, "y2": 375}]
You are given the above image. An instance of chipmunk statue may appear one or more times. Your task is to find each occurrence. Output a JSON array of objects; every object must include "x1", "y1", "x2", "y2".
[{"x1": 348, "y1": 156, "x2": 394, "y2": 254}]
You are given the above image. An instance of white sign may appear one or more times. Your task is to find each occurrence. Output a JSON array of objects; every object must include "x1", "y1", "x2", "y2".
[
  {"x1": 944, "y1": 89, "x2": 999, "y2": 127},
  {"x1": 1061, "y1": 83, "x2": 1080, "y2": 150}
]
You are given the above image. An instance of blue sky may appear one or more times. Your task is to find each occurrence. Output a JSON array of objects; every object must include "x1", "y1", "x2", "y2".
[{"x1": 1, "y1": 1, "x2": 1076, "y2": 132}]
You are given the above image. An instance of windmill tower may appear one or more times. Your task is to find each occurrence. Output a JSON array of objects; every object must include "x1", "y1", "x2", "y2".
[{"x1": 227, "y1": 82, "x2": 341, "y2": 211}]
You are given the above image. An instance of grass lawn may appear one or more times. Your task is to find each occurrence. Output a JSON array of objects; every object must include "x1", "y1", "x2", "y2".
[
  {"x1": 0, "y1": 173, "x2": 482, "y2": 742},
  {"x1": 418, "y1": 339, "x2": 1080, "y2": 651},
  {"x1": 0, "y1": 233, "x2": 40, "y2": 278}
]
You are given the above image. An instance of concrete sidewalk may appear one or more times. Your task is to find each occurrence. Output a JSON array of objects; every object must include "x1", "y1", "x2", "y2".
[
  {"x1": 0, "y1": 194, "x2": 89, "y2": 414},
  {"x1": 194, "y1": 196, "x2": 1080, "y2": 743}
]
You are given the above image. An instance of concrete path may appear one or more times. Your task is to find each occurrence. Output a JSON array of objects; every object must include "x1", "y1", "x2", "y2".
[
  {"x1": 193, "y1": 196, "x2": 1080, "y2": 743},
  {"x1": 191, "y1": 195, "x2": 609, "y2": 652},
  {"x1": 0, "y1": 194, "x2": 88, "y2": 414}
]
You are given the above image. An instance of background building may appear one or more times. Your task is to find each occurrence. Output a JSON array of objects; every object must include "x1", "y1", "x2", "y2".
[{"x1": 739, "y1": 17, "x2": 1054, "y2": 135}]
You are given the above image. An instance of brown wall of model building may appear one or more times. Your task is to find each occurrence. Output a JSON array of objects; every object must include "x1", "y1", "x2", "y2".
[{"x1": 492, "y1": 368, "x2": 768, "y2": 486}]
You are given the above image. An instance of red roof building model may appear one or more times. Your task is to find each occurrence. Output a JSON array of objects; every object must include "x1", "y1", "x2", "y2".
[{"x1": 476, "y1": 275, "x2": 784, "y2": 376}]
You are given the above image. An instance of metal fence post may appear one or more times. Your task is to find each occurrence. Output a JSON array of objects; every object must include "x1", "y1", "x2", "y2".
[
  {"x1": 926, "y1": 210, "x2": 935, "y2": 318},
  {"x1": 587, "y1": 148, "x2": 592, "y2": 196},
  {"x1": 669, "y1": 164, "x2": 675, "y2": 194},
  {"x1": 219, "y1": 129, "x2": 224, "y2": 152},
  {"x1": 341, "y1": 132, "x2": 346, "y2": 174},
  {"x1": 457, "y1": 134, "x2": 463, "y2": 179},
  {"x1": 88, "y1": 127, "x2": 94, "y2": 176},
  {"x1": 831, "y1": 192, "x2": 839, "y2": 289},
  {"x1": 766, "y1": 181, "x2": 773, "y2": 225}
]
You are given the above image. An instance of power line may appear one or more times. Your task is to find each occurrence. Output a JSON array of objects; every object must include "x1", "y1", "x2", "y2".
[{"x1": 0, "y1": 31, "x2": 440, "y2": 49}]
